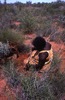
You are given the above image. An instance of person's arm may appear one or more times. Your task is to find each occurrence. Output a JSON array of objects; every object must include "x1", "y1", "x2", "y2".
[{"x1": 35, "y1": 52, "x2": 48, "y2": 71}]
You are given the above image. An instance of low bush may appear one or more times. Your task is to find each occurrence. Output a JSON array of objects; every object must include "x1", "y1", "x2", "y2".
[
  {"x1": 3, "y1": 60, "x2": 20, "y2": 88},
  {"x1": 0, "y1": 29, "x2": 24, "y2": 45},
  {"x1": 49, "y1": 71, "x2": 65, "y2": 99},
  {"x1": 19, "y1": 72, "x2": 56, "y2": 100},
  {"x1": 20, "y1": 11, "x2": 36, "y2": 34}
]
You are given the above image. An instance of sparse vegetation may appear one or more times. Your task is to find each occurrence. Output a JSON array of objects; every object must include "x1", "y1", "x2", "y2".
[
  {"x1": 0, "y1": 29, "x2": 24, "y2": 45},
  {"x1": 61, "y1": 31, "x2": 65, "y2": 42},
  {"x1": 1, "y1": 51, "x2": 65, "y2": 100},
  {"x1": 0, "y1": 1, "x2": 65, "y2": 100},
  {"x1": 20, "y1": 10, "x2": 36, "y2": 34}
]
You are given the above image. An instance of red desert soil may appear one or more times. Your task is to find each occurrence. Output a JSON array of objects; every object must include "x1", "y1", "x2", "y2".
[
  {"x1": 0, "y1": 70, "x2": 16, "y2": 100},
  {"x1": 0, "y1": 34, "x2": 65, "y2": 100}
]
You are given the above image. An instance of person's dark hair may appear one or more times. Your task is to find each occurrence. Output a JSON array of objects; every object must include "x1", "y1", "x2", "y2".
[{"x1": 32, "y1": 36, "x2": 46, "y2": 51}]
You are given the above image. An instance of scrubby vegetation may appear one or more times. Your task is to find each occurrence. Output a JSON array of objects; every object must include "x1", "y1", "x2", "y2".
[
  {"x1": 0, "y1": 29, "x2": 24, "y2": 45},
  {"x1": 0, "y1": 1, "x2": 65, "y2": 100},
  {"x1": 0, "y1": 1, "x2": 65, "y2": 43},
  {"x1": 1, "y1": 51, "x2": 65, "y2": 100},
  {"x1": 0, "y1": 1, "x2": 65, "y2": 42}
]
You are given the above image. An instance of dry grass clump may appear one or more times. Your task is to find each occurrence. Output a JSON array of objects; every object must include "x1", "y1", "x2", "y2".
[{"x1": 1, "y1": 51, "x2": 65, "y2": 100}]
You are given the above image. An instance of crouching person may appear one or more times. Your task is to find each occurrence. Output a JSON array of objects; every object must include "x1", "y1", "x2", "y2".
[{"x1": 24, "y1": 36, "x2": 53, "y2": 72}]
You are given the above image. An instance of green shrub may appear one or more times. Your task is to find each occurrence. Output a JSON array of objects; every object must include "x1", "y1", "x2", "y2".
[
  {"x1": 0, "y1": 29, "x2": 24, "y2": 45},
  {"x1": 48, "y1": 51, "x2": 65, "y2": 100},
  {"x1": 44, "y1": 51, "x2": 65, "y2": 99},
  {"x1": 20, "y1": 11, "x2": 36, "y2": 34},
  {"x1": 35, "y1": 17, "x2": 52, "y2": 36},
  {"x1": 3, "y1": 60, "x2": 20, "y2": 88},
  {"x1": 49, "y1": 71, "x2": 65, "y2": 99},
  {"x1": 19, "y1": 72, "x2": 56, "y2": 100},
  {"x1": 47, "y1": 51, "x2": 65, "y2": 99}
]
